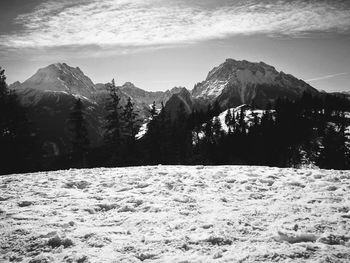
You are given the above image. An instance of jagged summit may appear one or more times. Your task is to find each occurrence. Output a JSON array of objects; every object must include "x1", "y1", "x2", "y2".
[
  {"x1": 168, "y1": 86, "x2": 186, "y2": 94},
  {"x1": 206, "y1": 59, "x2": 277, "y2": 80},
  {"x1": 8, "y1": 81, "x2": 21, "y2": 90},
  {"x1": 121, "y1": 82, "x2": 137, "y2": 89},
  {"x1": 192, "y1": 58, "x2": 318, "y2": 108},
  {"x1": 18, "y1": 62, "x2": 96, "y2": 98}
]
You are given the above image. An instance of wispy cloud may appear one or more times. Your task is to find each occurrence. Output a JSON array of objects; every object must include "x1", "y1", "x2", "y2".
[
  {"x1": 306, "y1": 72, "x2": 349, "y2": 82},
  {"x1": 1, "y1": 0, "x2": 350, "y2": 50}
]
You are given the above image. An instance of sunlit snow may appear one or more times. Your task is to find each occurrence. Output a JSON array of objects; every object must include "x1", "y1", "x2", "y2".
[{"x1": 1, "y1": 166, "x2": 349, "y2": 262}]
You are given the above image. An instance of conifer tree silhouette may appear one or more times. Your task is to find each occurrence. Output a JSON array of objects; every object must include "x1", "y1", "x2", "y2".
[
  {"x1": 68, "y1": 98, "x2": 90, "y2": 168},
  {"x1": 104, "y1": 79, "x2": 123, "y2": 165},
  {"x1": 121, "y1": 97, "x2": 138, "y2": 164},
  {"x1": 0, "y1": 67, "x2": 31, "y2": 174}
]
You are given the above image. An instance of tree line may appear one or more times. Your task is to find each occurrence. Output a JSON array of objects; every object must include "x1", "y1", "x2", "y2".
[
  {"x1": 0, "y1": 67, "x2": 33, "y2": 174},
  {"x1": 1, "y1": 68, "x2": 349, "y2": 174},
  {"x1": 191, "y1": 93, "x2": 350, "y2": 169}
]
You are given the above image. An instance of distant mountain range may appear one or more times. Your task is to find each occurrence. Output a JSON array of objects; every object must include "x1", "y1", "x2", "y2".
[
  {"x1": 10, "y1": 58, "x2": 344, "y2": 157},
  {"x1": 9, "y1": 63, "x2": 184, "y2": 156}
]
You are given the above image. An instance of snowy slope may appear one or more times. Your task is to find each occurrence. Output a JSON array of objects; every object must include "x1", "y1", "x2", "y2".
[
  {"x1": 195, "y1": 105, "x2": 270, "y2": 142},
  {"x1": 1, "y1": 166, "x2": 350, "y2": 262},
  {"x1": 212, "y1": 105, "x2": 266, "y2": 133}
]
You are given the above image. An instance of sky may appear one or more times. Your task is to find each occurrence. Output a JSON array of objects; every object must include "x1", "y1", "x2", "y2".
[{"x1": 0, "y1": 0, "x2": 350, "y2": 93}]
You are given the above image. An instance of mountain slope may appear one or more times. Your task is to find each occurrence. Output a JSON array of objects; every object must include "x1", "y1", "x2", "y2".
[
  {"x1": 11, "y1": 63, "x2": 103, "y2": 157},
  {"x1": 119, "y1": 82, "x2": 185, "y2": 119},
  {"x1": 120, "y1": 82, "x2": 184, "y2": 107},
  {"x1": 9, "y1": 63, "x2": 187, "y2": 156},
  {"x1": 164, "y1": 88, "x2": 194, "y2": 121},
  {"x1": 192, "y1": 59, "x2": 318, "y2": 108}
]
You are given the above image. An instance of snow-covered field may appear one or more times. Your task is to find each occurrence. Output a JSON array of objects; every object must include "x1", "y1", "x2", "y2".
[{"x1": 1, "y1": 166, "x2": 350, "y2": 263}]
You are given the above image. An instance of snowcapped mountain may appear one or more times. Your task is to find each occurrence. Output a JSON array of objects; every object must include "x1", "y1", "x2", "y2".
[
  {"x1": 10, "y1": 62, "x2": 184, "y2": 116},
  {"x1": 8, "y1": 64, "x2": 104, "y2": 157},
  {"x1": 192, "y1": 59, "x2": 318, "y2": 108},
  {"x1": 8, "y1": 63, "x2": 188, "y2": 156},
  {"x1": 18, "y1": 63, "x2": 96, "y2": 99}
]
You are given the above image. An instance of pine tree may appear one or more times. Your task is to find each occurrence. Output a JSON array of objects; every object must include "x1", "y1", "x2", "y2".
[
  {"x1": 0, "y1": 67, "x2": 31, "y2": 174},
  {"x1": 121, "y1": 97, "x2": 138, "y2": 164},
  {"x1": 318, "y1": 124, "x2": 347, "y2": 169},
  {"x1": 191, "y1": 110, "x2": 202, "y2": 144},
  {"x1": 238, "y1": 107, "x2": 246, "y2": 134},
  {"x1": 159, "y1": 102, "x2": 166, "y2": 127},
  {"x1": 150, "y1": 101, "x2": 157, "y2": 118},
  {"x1": 206, "y1": 104, "x2": 212, "y2": 119},
  {"x1": 251, "y1": 110, "x2": 260, "y2": 127},
  {"x1": 212, "y1": 101, "x2": 221, "y2": 116},
  {"x1": 68, "y1": 98, "x2": 90, "y2": 168},
  {"x1": 212, "y1": 116, "x2": 223, "y2": 141},
  {"x1": 122, "y1": 97, "x2": 138, "y2": 140},
  {"x1": 157, "y1": 102, "x2": 171, "y2": 163},
  {"x1": 204, "y1": 118, "x2": 213, "y2": 143},
  {"x1": 225, "y1": 109, "x2": 233, "y2": 133},
  {"x1": 104, "y1": 79, "x2": 123, "y2": 165},
  {"x1": 230, "y1": 109, "x2": 238, "y2": 133},
  {"x1": 172, "y1": 102, "x2": 192, "y2": 163}
]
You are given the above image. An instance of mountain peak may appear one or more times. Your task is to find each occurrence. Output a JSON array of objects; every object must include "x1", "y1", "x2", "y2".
[
  {"x1": 122, "y1": 82, "x2": 137, "y2": 89},
  {"x1": 165, "y1": 87, "x2": 193, "y2": 121},
  {"x1": 50, "y1": 62, "x2": 69, "y2": 70},
  {"x1": 192, "y1": 58, "x2": 318, "y2": 108},
  {"x1": 221, "y1": 58, "x2": 277, "y2": 74},
  {"x1": 167, "y1": 86, "x2": 187, "y2": 94},
  {"x1": 8, "y1": 81, "x2": 21, "y2": 90},
  {"x1": 19, "y1": 62, "x2": 96, "y2": 98}
]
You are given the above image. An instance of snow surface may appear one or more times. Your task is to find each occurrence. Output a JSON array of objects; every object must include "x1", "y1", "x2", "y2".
[{"x1": 1, "y1": 166, "x2": 350, "y2": 262}]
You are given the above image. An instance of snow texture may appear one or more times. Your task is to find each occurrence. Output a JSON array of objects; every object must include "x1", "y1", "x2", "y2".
[{"x1": 1, "y1": 166, "x2": 350, "y2": 262}]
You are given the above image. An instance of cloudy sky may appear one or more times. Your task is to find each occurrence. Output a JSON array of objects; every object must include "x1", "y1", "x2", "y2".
[{"x1": 1, "y1": 0, "x2": 350, "y2": 92}]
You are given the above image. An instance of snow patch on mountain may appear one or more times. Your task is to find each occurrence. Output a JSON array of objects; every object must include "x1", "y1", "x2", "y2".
[
  {"x1": 196, "y1": 105, "x2": 269, "y2": 140},
  {"x1": 136, "y1": 122, "x2": 148, "y2": 140},
  {"x1": 216, "y1": 106, "x2": 266, "y2": 133},
  {"x1": 204, "y1": 80, "x2": 229, "y2": 97}
]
